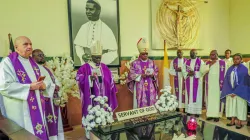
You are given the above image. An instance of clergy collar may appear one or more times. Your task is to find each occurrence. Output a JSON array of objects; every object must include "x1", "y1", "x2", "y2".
[
  {"x1": 89, "y1": 61, "x2": 100, "y2": 68},
  {"x1": 140, "y1": 58, "x2": 148, "y2": 62},
  {"x1": 18, "y1": 55, "x2": 29, "y2": 61},
  {"x1": 225, "y1": 57, "x2": 232, "y2": 60},
  {"x1": 89, "y1": 19, "x2": 101, "y2": 24}
]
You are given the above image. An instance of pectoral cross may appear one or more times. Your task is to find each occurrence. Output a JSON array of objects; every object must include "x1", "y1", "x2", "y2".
[
  {"x1": 195, "y1": 64, "x2": 199, "y2": 71},
  {"x1": 220, "y1": 66, "x2": 225, "y2": 72},
  {"x1": 33, "y1": 67, "x2": 40, "y2": 76},
  {"x1": 175, "y1": 87, "x2": 179, "y2": 92},
  {"x1": 143, "y1": 66, "x2": 147, "y2": 72}
]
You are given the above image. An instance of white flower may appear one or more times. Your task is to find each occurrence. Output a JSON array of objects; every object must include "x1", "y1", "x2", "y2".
[
  {"x1": 95, "y1": 105, "x2": 101, "y2": 110},
  {"x1": 102, "y1": 121, "x2": 107, "y2": 126},
  {"x1": 169, "y1": 100, "x2": 173, "y2": 105},
  {"x1": 86, "y1": 114, "x2": 95, "y2": 121},
  {"x1": 100, "y1": 99, "x2": 105, "y2": 105},
  {"x1": 95, "y1": 111, "x2": 101, "y2": 116},
  {"x1": 160, "y1": 97, "x2": 166, "y2": 102},
  {"x1": 88, "y1": 105, "x2": 93, "y2": 111},
  {"x1": 89, "y1": 110, "x2": 94, "y2": 114},
  {"x1": 169, "y1": 106, "x2": 174, "y2": 111},
  {"x1": 156, "y1": 100, "x2": 161, "y2": 105},
  {"x1": 87, "y1": 126, "x2": 92, "y2": 131},
  {"x1": 107, "y1": 107, "x2": 112, "y2": 112},
  {"x1": 90, "y1": 95, "x2": 95, "y2": 99},
  {"x1": 100, "y1": 108, "x2": 105, "y2": 113},
  {"x1": 107, "y1": 116, "x2": 114, "y2": 123},
  {"x1": 100, "y1": 114, "x2": 105, "y2": 120},
  {"x1": 103, "y1": 96, "x2": 108, "y2": 102},
  {"x1": 167, "y1": 96, "x2": 171, "y2": 100},
  {"x1": 104, "y1": 103, "x2": 109, "y2": 108},
  {"x1": 90, "y1": 122, "x2": 96, "y2": 128},
  {"x1": 95, "y1": 117, "x2": 102, "y2": 124},
  {"x1": 82, "y1": 118, "x2": 87, "y2": 126},
  {"x1": 165, "y1": 107, "x2": 169, "y2": 112},
  {"x1": 159, "y1": 107, "x2": 164, "y2": 112}
]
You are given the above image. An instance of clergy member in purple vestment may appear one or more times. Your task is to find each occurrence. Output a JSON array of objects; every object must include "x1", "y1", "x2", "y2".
[
  {"x1": 169, "y1": 49, "x2": 187, "y2": 112},
  {"x1": 127, "y1": 38, "x2": 159, "y2": 109},
  {"x1": 0, "y1": 36, "x2": 51, "y2": 140},
  {"x1": 126, "y1": 38, "x2": 157, "y2": 140},
  {"x1": 221, "y1": 53, "x2": 250, "y2": 129},
  {"x1": 182, "y1": 49, "x2": 204, "y2": 117},
  {"x1": 32, "y1": 49, "x2": 64, "y2": 140},
  {"x1": 200, "y1": 50, "x2": 227, "y2": 122},
  {"x1": 76, "y1": 40, "x2": 118, "y2": 118}
]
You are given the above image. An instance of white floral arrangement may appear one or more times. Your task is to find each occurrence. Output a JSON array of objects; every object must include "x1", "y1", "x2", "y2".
[
  {"x1": 82, "y1": 95, "x2": 114, "y2": 139},
  {"x1": 119, "y1": 55, "x2": 138, "y2": 85},
  {"x1": 46, "y1": 55, "x2": 80, "y2": 107},
  {"x1": 155, "y1": 86, "x2": 178, "y2": 112}
]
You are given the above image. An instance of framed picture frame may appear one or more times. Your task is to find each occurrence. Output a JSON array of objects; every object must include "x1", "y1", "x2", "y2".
[
  {"x1": 67, "y1": 0, "x2": 121, "y2": 68},
  {"x1": 109, "y1": 67, "x2": 120, "y2": 84}
]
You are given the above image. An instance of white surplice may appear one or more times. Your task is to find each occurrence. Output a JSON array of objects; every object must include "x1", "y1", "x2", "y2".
[
  {"x1": 200, "y1": 60, "x2": 228, "y2": 118},
  {"x1": 224, "y1": 57, "x2": 233, "y2": 68},
  {"x1": 225, "y1": 69, "x2": 247, "y2": 121},
  {"x1": 74, "y1": 19, "x2": 118, "y2": 64},
  {"x1": 0, "y1": 56, "x2": 52, "y2": 136},
  {"x1": 0, "y1": 61, "x2": 6, "y2": 117},
  {"x1": 182, "y1": 58, "x2": 204, "y2": 114},
  {"x1": 40, "y1": 66, "x2": 64, "y2": 140},
  {"x1": 169, "y1": 58, "x2": 186, "y2": 108}
]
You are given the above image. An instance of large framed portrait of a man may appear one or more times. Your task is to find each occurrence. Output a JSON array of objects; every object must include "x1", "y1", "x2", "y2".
[{"x1": 68, "y1": 0, "x2": 120, "y2": 67}]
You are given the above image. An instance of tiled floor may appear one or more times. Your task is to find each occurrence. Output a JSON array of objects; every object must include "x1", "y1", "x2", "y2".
[{"x1": 64, "y1": 110, "x2": 250, "y2": 140}]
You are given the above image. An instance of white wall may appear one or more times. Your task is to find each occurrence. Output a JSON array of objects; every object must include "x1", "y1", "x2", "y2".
[{"x1": 229, "y1": 0, "x2": 250, "y2": 54}]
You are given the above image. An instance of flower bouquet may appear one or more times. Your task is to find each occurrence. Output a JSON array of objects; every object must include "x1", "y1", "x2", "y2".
[
  {"x1": 119, "y1": 55, "x2": 138, "y2": 85},
  {"x1": 155, "y1": 86, "x2": 178, "y2": 112},
  {"x1": 82, "y1": 95, "x2": 114, "y2": 139},
  {"x1": 46, "y1": 55, "x2": 80, "y2": 107}
]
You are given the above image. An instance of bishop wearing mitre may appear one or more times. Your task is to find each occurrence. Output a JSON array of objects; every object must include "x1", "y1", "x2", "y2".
[{"x1": 76, "y1": 40, "x2": 118, "y2": 117}]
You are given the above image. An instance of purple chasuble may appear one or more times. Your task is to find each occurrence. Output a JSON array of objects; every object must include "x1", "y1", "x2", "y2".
[
  {"x1": 127, "y1": 59, "x2": 159, "y2": 108},
  {"x1": 205, "y1": 60, "x2": 226, "y2": 97},
  {"x1": 76, "y1": 63, "x2": 118, "y2": 117},
  {"x1": 8, "y1": 52, "x2": 48, "y2": 140},
  {"x1": 221, "y1": 63, "x2": 250, "y2": 105},
  {"x1": 173, "y1": 58, "x2": 187, "y2": 103},
  {"x1": 185, "y1": 58, "x2": 201, "y2": 104},
  {"x1": 43, "y1": 66, "x2": 59, "y2": 137}
]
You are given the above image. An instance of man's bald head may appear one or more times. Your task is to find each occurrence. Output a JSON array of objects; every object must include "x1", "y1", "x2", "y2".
[
  {"x1": 210, "y1": 50, "x2": 218, "y2": 60},
  {"x1": 14, "y1": 36, "x2": 33, "y2": 58},
  {"x1": 32, "y1": 49, "x2": 46, "y2": 65}
]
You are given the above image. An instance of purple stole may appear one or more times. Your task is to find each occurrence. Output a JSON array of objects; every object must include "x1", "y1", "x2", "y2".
[
  {"x1": 43, "y1": 66, "x2": 59, "y2": 137},
  {"x1": 8, "y1": 52, "x2": 48, "y2": 140},
  {"x1": 205, "y1": 60, "x2": 226, "y2": 96},
  {"x1": 173, "y1": 58, "x2": 187, "y2": 103},
  {"x1": 185, "y1": 58, "x2": 201, "y2": 104},
  {"x1": 140, "y1": 60, "x2": 151, "y2": 106}
]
